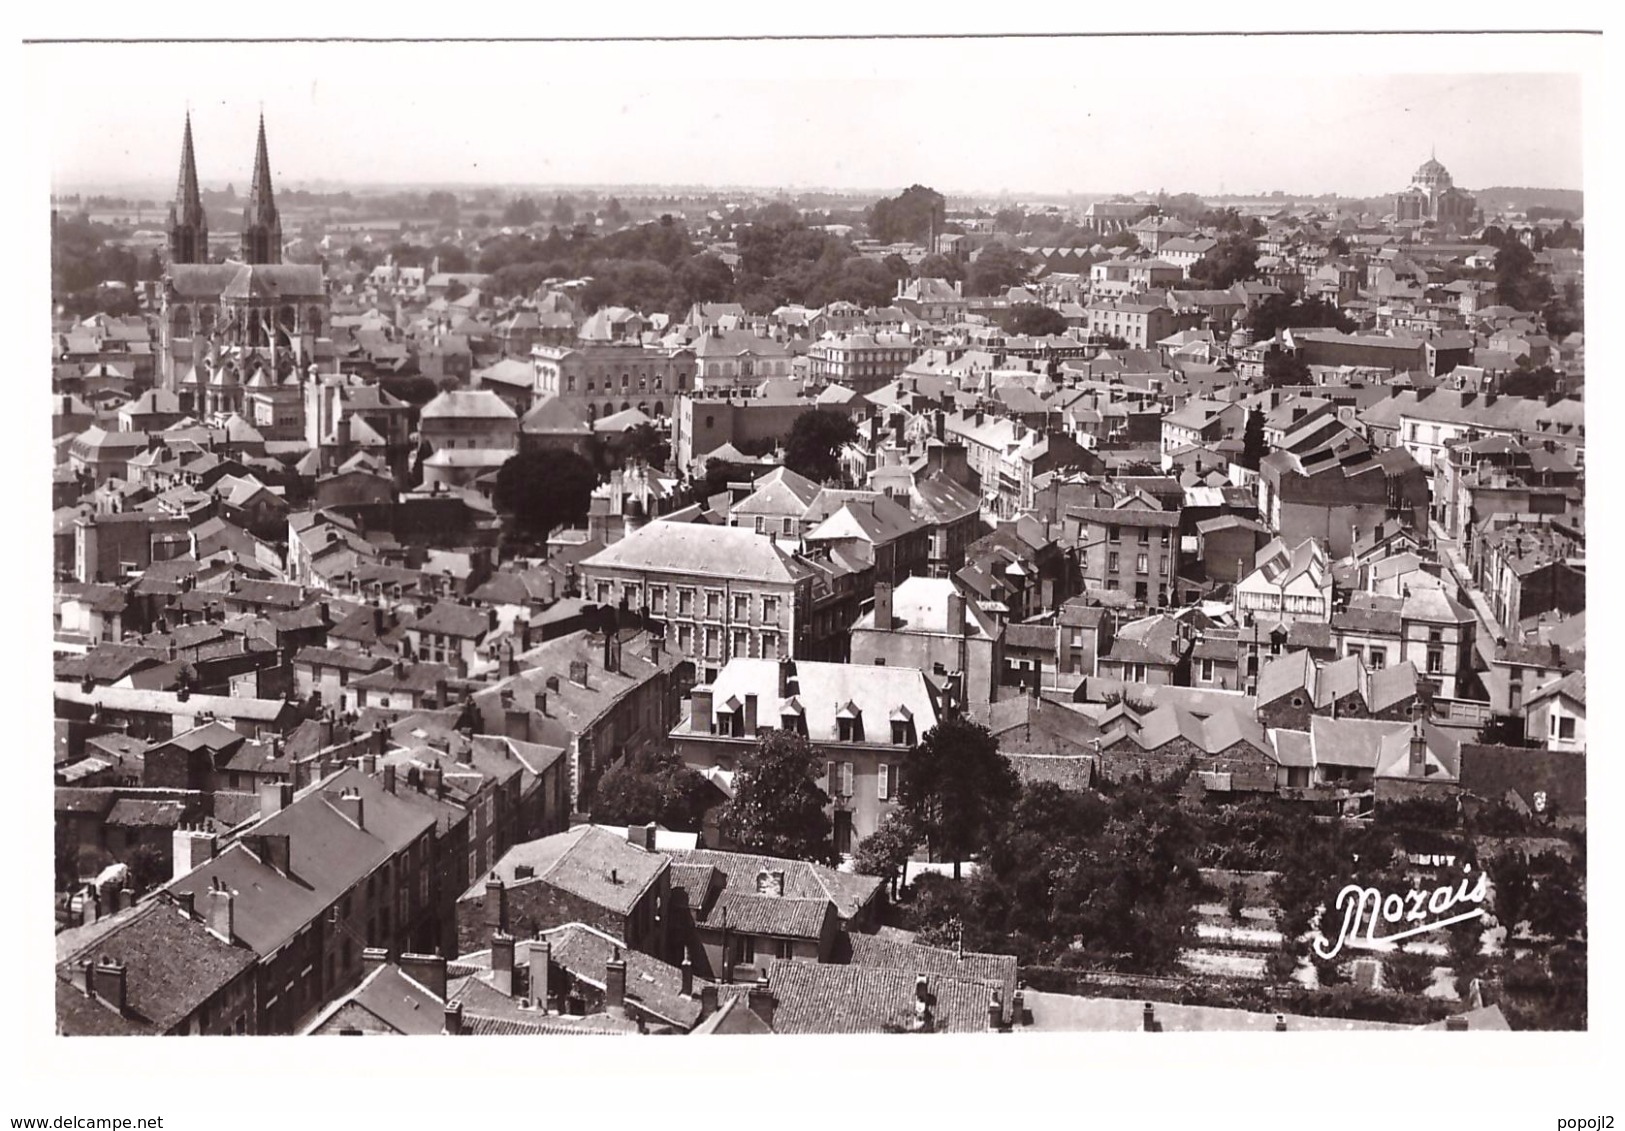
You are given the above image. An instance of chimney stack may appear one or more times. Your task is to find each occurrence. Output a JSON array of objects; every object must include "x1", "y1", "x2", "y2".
[
  {"x1": 1142, "y1": 1002, "x2": 1158, "y2": 1032},
  {"x1": 442, "y1": 1001, "x2": 464, "y2": 1035},
  {"x1": 987, "y1": 992, "x2": 1003, "y2": 1031},
  {"x1": 334, "y1": 786, "x2": 365, "y2": 829},
  {"x1": 90, "y1": 958, "x2": 128, "y2": 1014},
  {"x1": 259, "y1": 781, "x2": 293, "y2": 819},
  {"x1": 484, "y1": 874, "x2": 509, "y2": 936},
  {"x1": 605, "y1": 950, "x2": 628, "y2": 1017},
  {"x1": 399, "y1": 953, "x2": 448, "y2": 1001},
  {"x1": 1275, "y1": 1013, "x2": 1288, "y2": 1031},
  {"x1": 527, "y1": 938, "x2": 551, "y2": 1011},
  {"x1": 689, "y1": 685, "x2": 713, "y2": 733},
  {"x1": 872, "y1": 582, "x2": 894, "y2": 631},
  {"x1": 362, "y1": 947, "x2": 390, "y2": 979},
  {"x1": 1446, "y1": 1015, "x2": 1469, "y2": 1031},
  {"x1": 491, "y1": 932, "x2": 517, "y2": 997},
  {"x1": 747, "y1": 978, "x2": 776, "y2": 1029},
  {"x1": 743, "y1": 692, "x2": 758, "y2": 736},
  {"x1": 205, "y1": 877, "x2": 235, "y2": 942},
  {"x1": 680, "y1": 958, "x2": 694, "y2": 999}
]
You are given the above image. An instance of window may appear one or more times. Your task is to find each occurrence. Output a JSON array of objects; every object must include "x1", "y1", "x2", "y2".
[
  {"x1": 761, "y1": 596, "x2": 779, "y2": 621},
  {"x1": 1558, "y1": 716, "x2": 1576, "y2": 740},
  {"x1": 704, "y1": 627, "x2": 720, "y2": 659},
  {"x1": 1347, "y1": 645, "x2": 1364, "y2": 660},
  {"x1": 676, "y1": 624, "x2": 693, "y2": 653},
  {"x1": 1138, "y1": 526, "x2": 1150, "y2": 545},
  {"x1": 1200, "y1": 658, "x2": 1214, "y2": 682},
  {"x1": 651, "y1": 588, "x2": 666, "y2": 614},
  {"x1": 596, "y1": 581, "x2": 611, "y2": 604},
  {"x1": 734, "y1": 594, "x2": 750, "y2": 620},
  {"x1": 878, "y1": 762, "x2": 891, "y2": 800},
  {"x1": 706, "y1": 591, "x2": 722, "y2": 618},
  {"x1": 1137, "y1": 554, "x2": 1149, "y2": 575},
  {"x1": 760, "y1": 632, "x2": 778, "y2": 658},
  {"x1": 677, "y1": 588, "x2": 694, "y2": 615},
  {"x1": 840, "y1": 762, "x2": 855, "y2": 796},
  {"x1": 1108, "y1": 525, "x2": 1121, "y2": 543},
  {"x1": 1369, "y1": 648, "x2": 1386, "y2": 670},
  {"x1": 1108, "y1": 551, "x2": 1120, "y2": 573},
  {"x1": 1159, "y1": 555, "x2": 1169, "y2": 577},
  {"x1": 734, "y1": 935, "x2": 756, "y2": 965},
  {"x1": 732, "y1": 629, "x2": 750, "y2": 658},
  {"x1": 754, "y1": 516, "x2": 765, "y2": 534},
  {"x1": 1135, "y1": 581, "x2": 1148, "y2": 603},
  {"x1": 932, "y1": 661, "x2": 947, "y2": 676},
  {"x1": 1427, "y1": 627, "x2": 1443, "y2": 645},
  {"x1": 1427, "y1": 649, "x2": 1443, "y2": 674}
]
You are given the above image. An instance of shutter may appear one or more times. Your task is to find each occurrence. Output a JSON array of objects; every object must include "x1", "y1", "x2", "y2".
[
  {"x1": 842, "y1": 762, "x2": 854, "y2": 798},
  {"x1": 878, "y1": 763, "x2": 889, "y2": 801},
  {"x1": 826, "y1": 761, "x2": 837, "y2": 794},
  {"x1": 890, "y1": 763, "x2": 900, "y2": 798}
]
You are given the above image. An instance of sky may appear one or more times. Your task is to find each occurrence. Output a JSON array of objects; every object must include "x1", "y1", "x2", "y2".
[{"x1": 28, "y1": 39, "x2": 1590, "y2": 199}]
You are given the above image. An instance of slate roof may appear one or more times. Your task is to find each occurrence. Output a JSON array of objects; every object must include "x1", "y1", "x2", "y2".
[
  {"x1": 846, "y1": 933, "x2": 1019, "y2": 1023},
  {"x1": 670, "y1": 848, "x2": 883, "y2": 924},
  {"x1": 56, "y1": 900, "x2": 254, "y2": 1034},
  {"x1": 305, "y1": 963, "x2": 448, "y2": 1035},
  {"x1": 470, "y1": 826, "x2": 668, "y2": 917},
  {"x1": 540, "y1": 922, "x2": 704, "y2": 1029},
  {"x1": 761, "y1": 959, "x2": 1000, "y2": 1034}
]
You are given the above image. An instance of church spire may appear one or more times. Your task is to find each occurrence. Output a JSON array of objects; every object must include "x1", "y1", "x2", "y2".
[
  {"x1": 240, "y1": 112, "x2": 283, "y2": 264},
  {"x1": 168, "y1": 112, "x2": 209, "y2": 264}
]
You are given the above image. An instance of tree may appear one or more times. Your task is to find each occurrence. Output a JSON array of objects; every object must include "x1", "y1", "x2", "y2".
[
  {"x1": 621, "y1": 422, "x2": 671, "y2": 469},
  {"x1": 868, "y1": 184, "x2": 946, "y2": 244},
  {"x1": 1240, "y1": 407, "x2": 1266, "y2": 471},
  {"x1": 782, "y1": 408, "x2": 858, "y2": 485},
  {"x1": 1262, "y1": 347, "x2": 1311, "y2": 388},
  {"x1": 1383, "y1": 945, "x2": 1436, "y2": 996},
  {"x1": 1187, "y1": 235, "x2": 1258, "y2": 288},
  {"x1": 914, "y1": 253, "x2": 964, "y2": 284},
  {"x1": 999, "y1": 303, "x2": 1067, "y2": 338},
  {"x1": 965, "y1": 243, "x2": 1032, "y2": 297},
  {"x1": 502, "y1": 195, "x2": 542, "y2": 227},
  {"x1": 1327, "y1": 235, "x2": 1350, "y2": 256},
  {"x1": 853, "y1": 810, "x2": 921, "y2": 901},
  {"x1": 719, "y1": 730, "x2": 836, "y2": 865},
  {"x1": 898, "y1": 716, "x2": 1020, "y2": 880},
  {"x1": 1248, "y1": 293, "x2": 1355, "y2": 341},
  {"x1": 494, "y1": 449, "x2": 597, "y2": 540},
  {"x1": 126, "y1": 844, "x2": 171, "y2": 896},
  {"x1": 591, "y1": 750, "x2": 718, "y2": 832},
  {"x1": 1494, "y1": 240, "x2": 1553, "y2": 312},
  {"x1": 1492, "y1": 852, "x2": 1535, "y2": 939}
]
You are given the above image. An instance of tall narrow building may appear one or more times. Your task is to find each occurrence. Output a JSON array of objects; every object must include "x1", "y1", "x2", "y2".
[
  {"x1": 239, "y1": 113, "x2": 283, "y2": 265},
  {"x1": 166, "y1": 112, "x2": 209, "y2": 264}
]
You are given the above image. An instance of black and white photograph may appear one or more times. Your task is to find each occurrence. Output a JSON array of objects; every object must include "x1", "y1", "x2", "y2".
[{"x1": 10, "y1": 17, "x2": 1616, "y2": 1130}]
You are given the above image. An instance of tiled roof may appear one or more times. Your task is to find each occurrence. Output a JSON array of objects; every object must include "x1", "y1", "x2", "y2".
[
  {"x1": 707, "y1": 890, "x2": 832, "y2": 940},
  {"x1": 581, "y1": 522, "x2": 813, "y2": 584},
  {"x1": 56, "y1": 901, "x2": 254, "y2": 1034},
  {"x1": 671, "y1": 848, "x2": 882, "y2": 924},
  {"x1": 540, "y1": 922, "x2": 704, "y2": 1029},
  {"x1": 472, "y1": 826, "x2": 668, "y2": 917},
  {"x1": 762, "y1": 959, "x2": 999, "y2": 1034},
  {"x1": 846, "y1": 933, "x2": 1018, "y2": 1022}
]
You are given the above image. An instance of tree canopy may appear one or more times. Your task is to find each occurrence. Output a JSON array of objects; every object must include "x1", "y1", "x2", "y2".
[
  {"x1": 1000, "y1": 303, "x2": 1067, "y2": 338},
  {"x1": 1186, "y1": 234, "x2": 1259, "y2": 289},
  {"x1": 1248, "y1": 293, "x2": 1355, "y2": 341},
  {"x1": 868, "y1": 184, "x2": 946, "y2": 244},
  {"x1": 782, "y1": 409, "x2": 858, "y2": 485},
  {"x1": 897, "y1": 715, "x2": 1019, "y2": 880},
  {"x1": 494, "y1": 449, "x2": 597, "y2": 539},
  {"x1": 718, "y1": 730, "x2": 836, "y2": 865},
  {"x1": 591, "y1": 750, "x2": 718, "y2": 832}
]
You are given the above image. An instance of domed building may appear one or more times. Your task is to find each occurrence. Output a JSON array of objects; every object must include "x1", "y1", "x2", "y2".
[{"x1": 1394, "y1": 151, "x2": 1478, "y2": 232}]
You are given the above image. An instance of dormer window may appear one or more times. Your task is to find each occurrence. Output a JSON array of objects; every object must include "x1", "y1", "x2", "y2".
[
  {"x1": 836, "y1": 701, "x2": 864, "y2": 743},
  {"x1": 779, "y1": 696, "x2": 807, "y2": 736},
  {"x1": 889, "y1": 705, "x2": 915, "y2": 747}
]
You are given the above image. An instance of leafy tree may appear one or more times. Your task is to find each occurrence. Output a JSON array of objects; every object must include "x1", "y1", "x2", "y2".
[
  {"x1": 853, "y1": 810, "x2": 921, "y2": 901},
  {"x1": 1327, "y1": 235, "x2": 1350, "y2": 256},
  {"x1": 1383, "y1": 946, "x2": 1436, "y2": 995},
  {"x1": 965, "y1": 243, "x2": 1033, "y2": 297},
  {"x1": 673, "y1": 253, "x2": 735, "y2": 310},
  {"x1": 782, "y1": 408, "x2": 858, "y2": 485},
  {"x1": 1000, "y1": 303, "x2": 1067, "y2": 338},
  {"x1": 1492, "y1": 852, "x2": 1534, "y2": 938},
  {"x1": 1240, "y1": 407, "x2": 1266, "y2": 470},
  {"x1": 1248, "y1": 293, "x2": 1355, "y2": 340},
  {"x1": 494, "y1": 448, "x2": 597, "y2": 539},
  {"x1": 914, "y1": 253, "x2": 964, "y2": 284},
  {"x1": 1525, "y1": 852, "x2": 1585, "y2": 942},
  {"x1": 868, "y1": 184, "x2": 946, "y2": 244},
  {"x1": 502, "y1": 195, "x2": 542, "y2": 227},
  {"x1": 1541, "y1": 297, "x2": 1582, "y2": 339},
  {"x1": 1262, "y1": 347, "x2": 1311, "y2": 388},
  {"x1": 898, "y1": 715, "x2": 1020, "y2": 880},
  {"x1": 1187, "y1": 234, "x2": 1258, "y2": 288},
  {"x1": 1493, "y1": 240, "x2": 1553, "y2": 312},
  {"x1": 591, "y1": 749, "x2": 717, "y2": 832},
  {"x1": 621, "y1": 422, "x2": 671, "y2": 468},
  {"x1": 719, "y1": 730, "x2": 836, "y2": 865},
  {"x1": 126, "y1": 844, "x2": 171, "y2": 896}
]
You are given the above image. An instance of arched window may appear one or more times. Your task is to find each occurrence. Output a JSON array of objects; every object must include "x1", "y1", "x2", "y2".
[
  {"x1": 280, "y1": 305, "x2": 297, "y2": 330},
  {"x1": 586, "y1": 403, "x2": 597, "y2": 420},
  {"x1": 678, "y1": 374, "x2": 688, "y2": 390},
  {"x1": 605, "y1": 402, "x2": 616, "y2": 418},
  {"x1": 654, "y1": 401, "x2": 665, "y2": 417},
  {"x1": 638, "y1": 402, "x2": 648, "y2": 414},
  {"x1": 621, "y1": 402, "x2": 630, "y2": 412},
  {"x1": 621, "y1": 374, "x2": 630, "y2": 390},
  {"x1": 587, "y1": 378, "x2": 595, "y2": 392},
  {"x1": 654, "y1": 375, "x2": 664, "y2": 390}
]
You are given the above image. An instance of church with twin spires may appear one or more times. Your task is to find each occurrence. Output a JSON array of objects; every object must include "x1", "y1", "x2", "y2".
[{"x1": 158, "y1": 112, "x2": 330, "y2": 422}]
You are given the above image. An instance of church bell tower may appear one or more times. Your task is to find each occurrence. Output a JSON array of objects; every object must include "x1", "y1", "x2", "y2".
[
  {"x1": 167, "y1": 112, "x2": 209, "y2": 264},
  {"x1": 239, "y1": 113, "x2": 283, "y2": 265}
]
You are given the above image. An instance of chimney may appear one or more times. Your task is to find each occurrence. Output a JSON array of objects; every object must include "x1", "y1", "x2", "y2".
[
  {"x1": 373, "y1": 605, "x2": 384, "y2": 634},
  {"x1": 569, "y1": 659, "x2": 589, "y2": 687},
  {"x1": 519, "y1": 618, "x2": 533, "y2": 653},
  {"x1": 334, "y1": 786, "x2": 365, "y2": 829},
  {"x1": 442, "y1": 1000, "x2": 464, "y2": 1035},
  {"x1": 423, "y1": 765, "x2": 444, "y2": 797},
  {"x1": 1142, "y1": 1002, "x2": 1158, "y2": 1032},
  {"x1": 399, "y1": 953, "x2": 448, "y2": 1001},
  {"x1": 362, "y1": 947, "x2": 390, "y2": 978},
  {"x1": 689, "y1": 685, "x2": 713, "y2": 733},
  {"x1": 259, "y1": 781, "x2": 293, "y2": 819},
  {"x1": 175, "y1": 891, "x2": 196, "y2": 919},
  {"x1": 360, "y1": 753, "x2": 378, "y2": 776},
  {"x1": 172, "y1": 826, "x2": 217, "y2": 881},
  {"x1": 988, "y1": 991, "x2": 1004, "y2": 1031},
  {"x1": 605, "y1": 950, "x2": 628, "y2": 1017},
  {"x1": 747, "y1": 979, "x2": 777, "y2": 1029},
  {"x1": 1408, "y1": 722, "x2": 1427, "y2": 776},
  {"x1": 626, "y1": 822, "x2": 658, "y2": 852},
  {"x1": 680, "y1": 958, "x2": 694, "y2": 998},
  {"x1": 1446, "y1": 1015, "x2": 1469, "y2": 1031},
  {"x1": 873, "y1": 582, "x2": 894, "y2": 631},
  {"x1": 205, "y1": 878, "x2": 235, "y2": 942},
  {"x1": 1275, "y1": 1013, "x2": 1288, "y2": 1031},
  {"x1": 90, "y1": 958, "x2": 128, "y2": 1014},
  {"x1": 491, "y1": 933, "x2": 517, "y2": 997},
  {"x1": 743, "y1": 692, "x2": 759, "y2": 736},
  {"x1": 483, "y1": 874, "x2": 509, "y2": 935},
  {"x1": 699, "y1": 982, "x2": 718, "y2": 1017},
  {"x1": 435, "y1": 677, "x2": 449, "y2": 709},
  {"x1": 383, "y1": 763, "x2": 397, "y2": 794},
  {"x1": 527, "y1": 938, "x2": 551, "y2": 1011}
]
